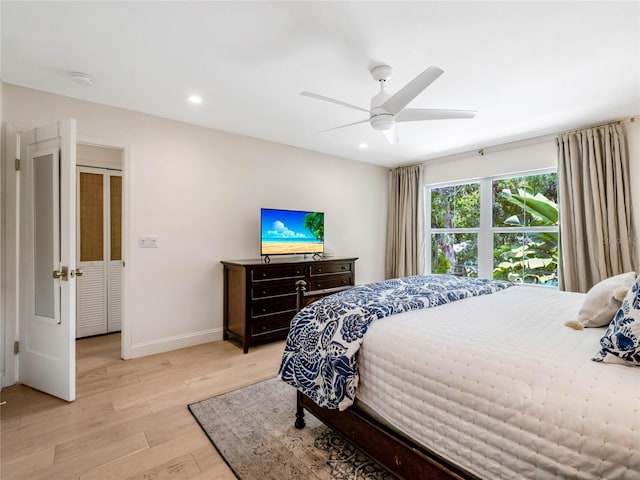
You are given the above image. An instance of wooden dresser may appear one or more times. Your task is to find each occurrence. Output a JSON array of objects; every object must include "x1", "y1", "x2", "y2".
[{"x1": 221, "y1": 256, "x2": 357, "y2": 353}]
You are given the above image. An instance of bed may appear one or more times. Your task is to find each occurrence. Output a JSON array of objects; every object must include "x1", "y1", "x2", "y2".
[{"x1": 279, "y1": 274, "x2": 640, "y2": 480}]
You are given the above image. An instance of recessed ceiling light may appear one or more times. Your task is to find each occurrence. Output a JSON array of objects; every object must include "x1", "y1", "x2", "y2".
[
  {"x1": 70, "y1": 71, "x2": 94, "y2": 86},
  {"x1": 188, "y1": 95, "x2": 202, "y2": 104},
  {"x1": 358, "y1": 143, "x2": 368, "y2": 149}
]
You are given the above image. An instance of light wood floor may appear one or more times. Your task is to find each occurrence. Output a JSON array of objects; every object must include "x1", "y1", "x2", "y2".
[{"x1": 0, "y1": 334, "x2": 286, "y2": 479}]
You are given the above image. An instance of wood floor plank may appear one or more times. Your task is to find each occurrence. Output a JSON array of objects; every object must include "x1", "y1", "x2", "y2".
[
  {"x1": 142, "y1": 406, "x2": 196, "y2": 448},
  {"x1": 123, "y1": 454, "x2": 201, "y2": 480},
  {"x1": 79, "y1": 431, "x2": 212, "y2": 480},
  {"x1": 0, "y1": 334, "x2": 286, "y2": 479},
  {"x1": 2, "y1": 402, "x2": 152, "y2": 463},
  {"x1": 0, "y1": 447, "x2": 56, "y2": 480},
  {"x1": 54, "y1": 432, "x2": 149, "y2": 473}
]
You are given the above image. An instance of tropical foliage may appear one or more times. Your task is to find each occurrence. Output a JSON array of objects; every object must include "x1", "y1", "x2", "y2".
[
  {"x1": 303, "y1": 212, "x2": 324, "y2": 241},
  {"x1": 492, "y1": 188, "x2": 559, "y2": 285},
  {"x1": 430, "y1": 183, "x2": 479, "y2": 277},
  {"x1": 429, "y1": 173, "x2": 559, "y2": 285}
]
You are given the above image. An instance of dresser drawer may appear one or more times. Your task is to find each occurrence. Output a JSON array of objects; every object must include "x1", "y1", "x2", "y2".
[
  {"x1": 308, "y1": 273, "x2": 353, "y2": 291},
  {"x1": 251, "y1": 265, "x2": 305, "y2": 282},
  {"x1": 250, "y1": 314, "x2": 292, "y2": 338},
  {"x1": 251, "y1": 282, "x2": 297, "y2": 300},
  {"x1": 309, "y1": 262, "x2": 353, "y2": 276},
  {"x1": 251, "y1": 295, "x2": 297, "y2": 318}
]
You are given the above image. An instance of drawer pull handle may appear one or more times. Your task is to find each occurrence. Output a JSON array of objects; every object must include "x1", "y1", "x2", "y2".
[
  {"x1": 341, "y1": 266, "x2": 346, "y2": 270},
  {"x1": 316, "y1": 284, "x2": 321, "y2": 288},
  {"x1": 295, "y1": 270, "x2": 300, "y2": 274},
  {"x1": 262, "y1": 273, "x2": 267, "y2": 277},
  {"x1": 261, "y1": 326, "x2": 266, "y2": 331},
  {"x1": 262, "y1": 308, "x2": 267, "y2": 313},
  {"x1": 317, "y1": 268, "x2": 322, "y2": 272},
  {"x1": 262, "y1": 291, "x2": 266, "y2": 295}
]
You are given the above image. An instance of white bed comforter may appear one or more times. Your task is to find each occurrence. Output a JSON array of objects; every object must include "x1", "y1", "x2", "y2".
[{"x1": 356, "y1": 286, "x2": 640, "y2": 480}]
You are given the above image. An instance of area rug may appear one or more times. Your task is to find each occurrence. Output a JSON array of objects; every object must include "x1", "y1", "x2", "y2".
[{"x1": 188, "y1": 377, "x2": 392, "y2": 480}]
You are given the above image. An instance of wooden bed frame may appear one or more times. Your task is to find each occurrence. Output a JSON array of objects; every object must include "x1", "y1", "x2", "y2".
[{"x1": 293, "y1": 280, "x2": 478, "y2": 480}]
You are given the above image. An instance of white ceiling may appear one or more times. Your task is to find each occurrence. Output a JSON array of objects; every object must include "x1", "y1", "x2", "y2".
[{"x1": 2, "y1": 1, "x2": 639, "y2": 168}]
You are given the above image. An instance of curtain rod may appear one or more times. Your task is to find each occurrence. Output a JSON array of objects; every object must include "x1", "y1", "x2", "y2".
[
  {"x1": 561, "y1": 115, "x2": 636, "y2": 136},
  {"x1": 408, "y1": 115, "x2": 638, "y2": 168}
]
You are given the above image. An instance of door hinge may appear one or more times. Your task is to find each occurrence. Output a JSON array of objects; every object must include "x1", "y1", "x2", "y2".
[
  {"x1": 13, "y1": 341, "x2": 19, "y2": 354},
  {"x1": 15, "y1": 159, "x2": 20, "y2": 171}
]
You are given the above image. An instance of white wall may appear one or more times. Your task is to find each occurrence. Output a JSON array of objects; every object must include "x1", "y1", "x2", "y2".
[
  {"x1": 77, "y1": 143, "x2": 123, "y2": 170},
  {"x1": 423, "y1": 139, "x2": 556, "y2": 185},
  {"x1": 2, "y1": 84, "x2": 388, "y2": 359}
]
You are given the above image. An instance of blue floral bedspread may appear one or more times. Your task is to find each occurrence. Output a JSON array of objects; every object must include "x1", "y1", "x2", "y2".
[{"x1": 279, "y1": 274, "x2": 512, "y2": 410}]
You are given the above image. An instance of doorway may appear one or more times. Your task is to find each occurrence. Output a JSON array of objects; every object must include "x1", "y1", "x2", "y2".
[
  {"x1": 75, "y1": 145, "x2": 124, "y2": 339},
  {"x1": 2, "y1": 124, "x2": 130, "y2": 396}
]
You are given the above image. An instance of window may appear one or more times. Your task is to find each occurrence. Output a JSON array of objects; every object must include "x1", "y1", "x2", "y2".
[
  {"x1": 427, "y1": 170, "x2": 558, "y2": 286},
  {"x1": 430, "y1": 183, "x2": 480, "y2": 277}
]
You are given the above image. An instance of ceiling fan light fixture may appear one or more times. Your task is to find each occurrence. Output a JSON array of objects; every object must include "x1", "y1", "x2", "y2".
[
  {"x1": 370, "y1": 114, "x2": 395, "y2": 131},
  {"x1": 70, "y1": 71, "x2": 95, "y2": 86}
]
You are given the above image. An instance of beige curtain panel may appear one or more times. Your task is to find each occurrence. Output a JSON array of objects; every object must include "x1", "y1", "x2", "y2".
[
  {"x1": 385, "y1": 164, "x2": 423, "y2": 279},
  {"x1": 557, "y1": 123, "x2": 637, "y2": 292}
]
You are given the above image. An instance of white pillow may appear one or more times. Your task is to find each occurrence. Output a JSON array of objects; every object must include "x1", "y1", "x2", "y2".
[{"x1": 575, "y1": 272, "x2": 636, "y2": 328}]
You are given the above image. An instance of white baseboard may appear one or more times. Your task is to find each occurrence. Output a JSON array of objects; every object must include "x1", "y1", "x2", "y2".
[{"x1": 130, "y1": 328, "x2": 224, "y2": 358}]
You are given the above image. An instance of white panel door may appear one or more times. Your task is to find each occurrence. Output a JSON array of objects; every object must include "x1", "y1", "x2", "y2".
[{"x1": 19, "y1": 119, "x2": 77, "y2": 402}]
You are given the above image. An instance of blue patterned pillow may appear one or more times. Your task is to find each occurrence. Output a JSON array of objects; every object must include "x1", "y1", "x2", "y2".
[{"x1": 593, "y1": 276, "x2": 640, "y2": 366}]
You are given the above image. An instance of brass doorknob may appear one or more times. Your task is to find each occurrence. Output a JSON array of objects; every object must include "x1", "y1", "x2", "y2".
[{"x1": 52, "y1": 266, "x2": 69, "y2": 281}]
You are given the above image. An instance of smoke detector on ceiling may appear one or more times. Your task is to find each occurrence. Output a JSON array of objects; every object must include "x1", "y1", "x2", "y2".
[{"x1": 70, "y1": 71, "x2": 95, "y2": 86}]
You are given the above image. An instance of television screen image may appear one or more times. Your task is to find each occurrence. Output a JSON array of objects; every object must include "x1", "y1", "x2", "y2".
[{"x1": 261, "y1": 208, "x2": 324, "y2": 255}]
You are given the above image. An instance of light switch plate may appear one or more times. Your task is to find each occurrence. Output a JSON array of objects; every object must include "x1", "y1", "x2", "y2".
[{"x1": 139, "y1": 235, "x2": 158, "y2": 248}]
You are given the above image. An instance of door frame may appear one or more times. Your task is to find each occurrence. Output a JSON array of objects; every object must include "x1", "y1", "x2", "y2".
[
  {"x1": 77, "y1": 134, "x2": 131, "y2": 360},
  {"x1": 2, "y1": 126, "x2": 21, "y2": 387}
]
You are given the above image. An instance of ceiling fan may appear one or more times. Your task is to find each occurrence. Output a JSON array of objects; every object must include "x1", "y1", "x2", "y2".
[{"x1": 301, "y1": 65, "x2": 476, "y2": 144}]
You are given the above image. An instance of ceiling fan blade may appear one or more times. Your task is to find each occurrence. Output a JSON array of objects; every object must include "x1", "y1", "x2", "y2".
[
  {"x1": 383, "y1": 126, "x2": 399, "y2": 144},
  {"x1": 396, "y1": 108, "x2": 476, "y2": 122},
  {"x1": 382, "y1": 66, "x2": 444, "y2": 115},
  {"x1": 301, "y1": 91, "x2": 369, "y2": 113},
  {"x1": 317, "y1": 118, "x2": 370, "y2": 133}
]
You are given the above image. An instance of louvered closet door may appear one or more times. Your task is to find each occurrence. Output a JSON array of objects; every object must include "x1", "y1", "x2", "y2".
[
  {"x1": 77, "y1": 169, "x2": 107, "y2": 337},
  {"x1": 107, "y1": 173, "x2": 122, "y2": 333},
  {"x1": 76, "y1": 167, "x2": 122, "y2": 338}
]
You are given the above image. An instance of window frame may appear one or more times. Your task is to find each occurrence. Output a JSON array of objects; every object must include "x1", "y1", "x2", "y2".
[
  {"x1": 427, "y1": 179, "x2": 483, "y2": 277},
  {"x1": 425, "y1": 168, "x2": 558, "y2": 282}
]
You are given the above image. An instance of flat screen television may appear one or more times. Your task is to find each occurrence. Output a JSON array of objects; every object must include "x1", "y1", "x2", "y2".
[{"x1": 260, "y1": 208, "x2": 324, "y2": 256}]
